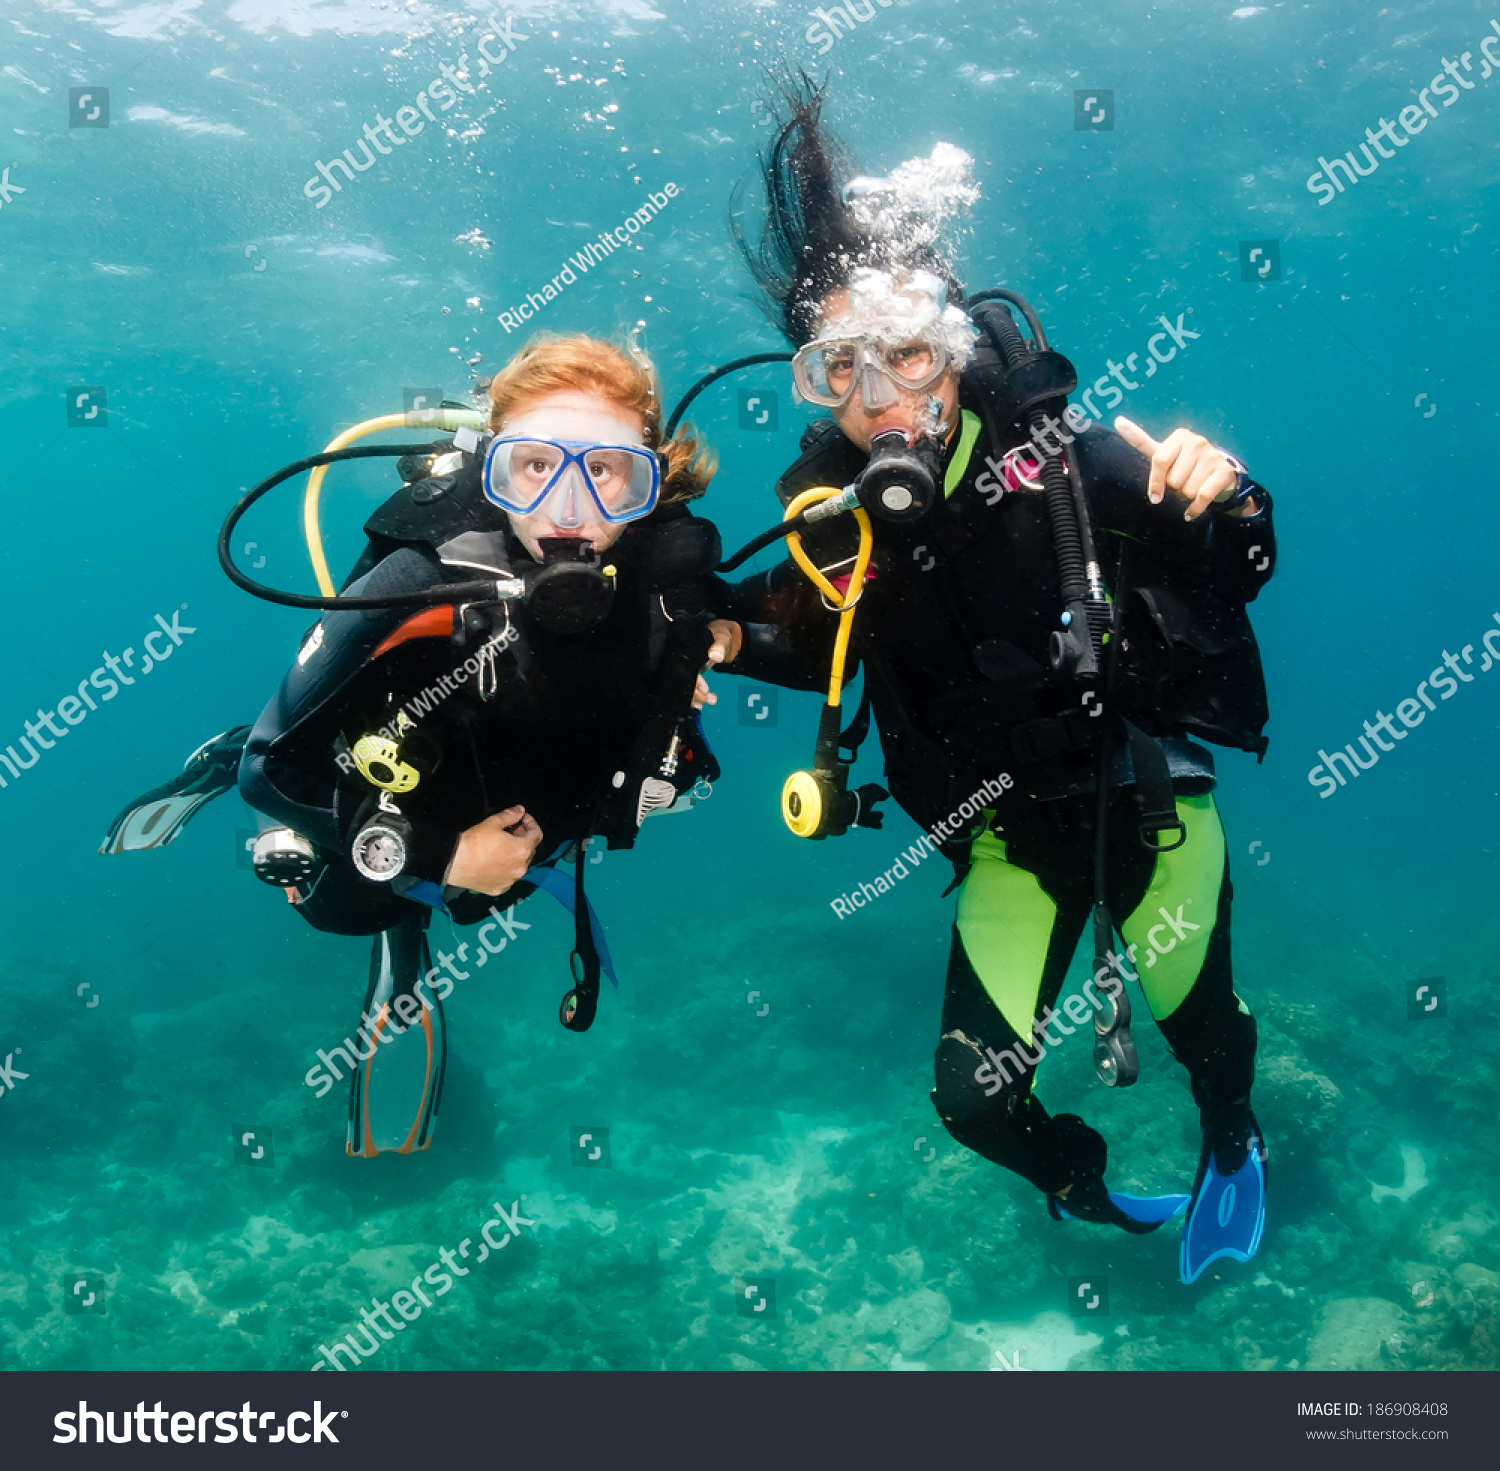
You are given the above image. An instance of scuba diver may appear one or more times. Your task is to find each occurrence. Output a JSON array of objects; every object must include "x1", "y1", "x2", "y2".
[
  {"x1": 101, "y1": 334, "x2": 734, "y2": 1157},
  {"x1": 711, "y1": 85, "x2": 1273, "y2": 1283}
]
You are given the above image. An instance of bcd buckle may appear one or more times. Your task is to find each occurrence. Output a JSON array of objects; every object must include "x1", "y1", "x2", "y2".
[{"x1": 1139, "y1": 817, "x2": 1187, "y2": 853}]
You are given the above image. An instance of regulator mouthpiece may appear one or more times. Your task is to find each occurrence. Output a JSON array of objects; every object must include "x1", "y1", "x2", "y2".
[
  {"x1": 855, "y1": 429, "x2": 943, "y2": 524},
  {"x1": 526, "y1": 538, "x2": 617, "y2": 635}
]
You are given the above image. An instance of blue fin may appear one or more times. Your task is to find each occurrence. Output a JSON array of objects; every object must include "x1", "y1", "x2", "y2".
[
  {"x1": 1180, "y1": 1127, "x2": 1267, "y2": 1284},
  {"x1": 1053, "y1": 1190, "x2": 1191, "y2": 1225},
  {"x1": 1109, "y1": 1190, "x2": 1192, "y2": 1225}
]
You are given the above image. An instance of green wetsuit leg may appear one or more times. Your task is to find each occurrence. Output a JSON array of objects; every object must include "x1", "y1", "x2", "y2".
[
  {"x1": 934, "y1": 821, "x2": 1099, "y2": 1192},
  {"x1": 1118, "y1": 793, "x2": 1227, "y2": 1021},
  {"x1": 954, "y1": 824, "x2": 1066, "y2": 1049},
  {"x1": 1117, "y1": 793, "x2": 1256, "y2": 1110},
  {"x1": 932, "y1": 788, "x2": 1256, "y2": 1195}
]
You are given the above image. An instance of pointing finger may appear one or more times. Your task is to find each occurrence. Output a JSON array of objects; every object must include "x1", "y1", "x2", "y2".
[
  {"x1": 1114, "y1": 415, "x2": 1159, "y2": 459},
  {"x1": 1117, "y1": 417, "x2": 1173, "y2": 503}
]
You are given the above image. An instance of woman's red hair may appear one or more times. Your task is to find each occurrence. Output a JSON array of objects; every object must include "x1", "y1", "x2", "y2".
[{"x1": 486, "y1": 334, "x2": 715, "y2": 505}]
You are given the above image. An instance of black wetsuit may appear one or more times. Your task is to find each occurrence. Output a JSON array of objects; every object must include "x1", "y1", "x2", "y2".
[
  {"x1": 239, "y1": 449, "x2": 720, "y2": 937},
  {"x1": 720, "y1": 387, "x2": 1275, "y2": 1197}
]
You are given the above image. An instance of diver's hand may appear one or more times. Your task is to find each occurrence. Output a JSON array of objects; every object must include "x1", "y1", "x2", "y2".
[
  {"x1": 445, "y1": 806, "x2": 543, "y2": 896},
  {"x1": 693, "y1": 619, "x2": 743, "y2": 709},
  {"x1": 1114, "y1": 417, "x2": 1251, "y2": 522}
]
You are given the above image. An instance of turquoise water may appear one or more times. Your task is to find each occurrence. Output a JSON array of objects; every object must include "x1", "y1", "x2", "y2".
[{"x1": 2, "y1": 0, "x2": 1497, "y2": 1372}]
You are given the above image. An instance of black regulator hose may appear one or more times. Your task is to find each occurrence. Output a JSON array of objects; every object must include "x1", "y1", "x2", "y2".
[
  {"x1": 716, "y1": 509, "x2": 811, "y2": 573},
  {"x1": 966, "y1": 288, "x2": 1051, "y2": 351},
  {"x1": 218, "y1": 445, "x2": 505, "y2": 611},
  {"x1": 663, "y1": 352, "x2": 794, "y2": 441},
  {"x1": 662, "y1": 349, "x2": 810, "y2": 571},
  {"x1": 972, "y1": 292, "x2": 1107, "y2": 603},
  {"x1": 973, "y1": 301, "x2": 1088, "y2": 602}
]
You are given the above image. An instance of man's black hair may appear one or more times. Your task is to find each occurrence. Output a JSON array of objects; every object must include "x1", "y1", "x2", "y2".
[{"x1": 731, "y1": 73, "x2": 966, "y2": 347}]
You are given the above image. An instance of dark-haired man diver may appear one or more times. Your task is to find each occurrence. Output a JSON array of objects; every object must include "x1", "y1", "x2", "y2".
[{"x1": 717, "y1": 91, "x2": 1272, "y2": 1282}]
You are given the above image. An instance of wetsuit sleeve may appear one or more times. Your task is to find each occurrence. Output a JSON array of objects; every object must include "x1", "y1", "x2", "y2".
[
  {"x1": 709, "y1": 565, "x2": 835, "y2": 692},
  {"x1": 393, "y1": 822, "x2": 462, "y2": 890},
  {"x1": 1075, "y1": 424, "x2": 1276, "y2": 603},
  {"x1": 237, "y1": 549, "x2": 462, "y2": 885},
  {"x1": 1202, "y1": 485, "x2": 1274, "y2": 602},
  {"x1": 238, "y1": 656, "x2": 353, "y2": 856}
]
